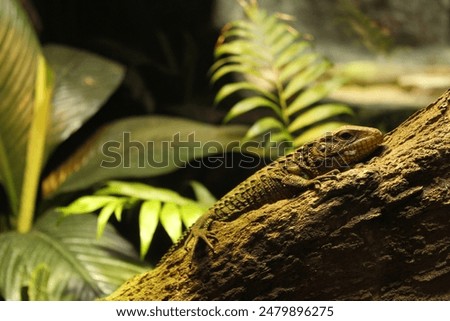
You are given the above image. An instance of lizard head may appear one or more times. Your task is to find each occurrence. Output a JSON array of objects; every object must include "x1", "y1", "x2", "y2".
[{"x1": 295, "y1": 125, "x2": 383, "y2": 174}]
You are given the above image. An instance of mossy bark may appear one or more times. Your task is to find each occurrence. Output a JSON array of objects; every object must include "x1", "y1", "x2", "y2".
[{"x1": 106, "y1": 89, "x2": 450, "y2": 300}]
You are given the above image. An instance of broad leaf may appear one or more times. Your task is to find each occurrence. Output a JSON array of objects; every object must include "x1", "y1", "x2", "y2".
[
  {"x1": 0, "y1": 0, "x2": 41, "y2": 215},
  {"x1": 44, "y1": 44, "x2": 125, "y2": 160},
  {"x1": 0, "y1": 210, "x2": 148, "y2": 300},
  {"x1": 42, "y1": 116, "x2": 248, "y2": 197},
  {"x1": 18, "y1": 55, "x2": 54, "y2": 233},
  {"x1": 27, "y1": 264, "x2": 51, "y2": 301}
]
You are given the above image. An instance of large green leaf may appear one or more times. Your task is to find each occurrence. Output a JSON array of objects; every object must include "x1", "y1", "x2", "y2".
[
  {"x1": 43, "y1": 44, "x2": 125, "y2": 160},
  {"x1": 0, "y1": 0, "x2": 41, "y2": 214},
  {"x1": 43, "y1": 116, "x2": 248, "y2": 197},
  {"x1": 0, "y1": 209, "x2": 147, "y2": 300}
]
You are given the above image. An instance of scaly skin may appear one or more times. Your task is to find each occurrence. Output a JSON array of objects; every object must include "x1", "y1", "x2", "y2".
[{"x1": 160, "y1": 125, "x2": 383, "y2": 264}]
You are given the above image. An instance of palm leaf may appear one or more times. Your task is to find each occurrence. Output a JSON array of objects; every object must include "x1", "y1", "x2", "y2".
[
  {"x1": 0, "y1": 210, "x2": 148, "y2": 300},
  {"x1": 139, "y1": 200, "x2": 161, "y2": 258},
  {"x1": 159, "y1": 202, "x2": 182, "y2": 244},
  {"x1": 59, "y1": 180, "x2": 210, "y2": 258}
]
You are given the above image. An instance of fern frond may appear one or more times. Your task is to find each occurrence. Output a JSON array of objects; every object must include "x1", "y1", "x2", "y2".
[{"x1": 213, "y1": 0, "x2": 354, "y2": 150}]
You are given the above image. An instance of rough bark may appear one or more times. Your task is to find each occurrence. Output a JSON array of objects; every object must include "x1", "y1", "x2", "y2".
[{"x1": 106, "y1": 89, "x2": 450, "y2": 301}]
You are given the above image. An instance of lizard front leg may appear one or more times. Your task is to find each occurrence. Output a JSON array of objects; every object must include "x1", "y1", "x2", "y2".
[
  {"x1": 280, "y1": 168, "x2": 341, "y2": 189},
  {"x1": 183, "y1": 215, "x2": 218, "y2": 263}
]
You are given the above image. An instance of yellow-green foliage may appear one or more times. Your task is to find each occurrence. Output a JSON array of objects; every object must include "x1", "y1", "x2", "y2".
[{"x1": 212, "y1": 0, "x2": 354, "y2": 149}]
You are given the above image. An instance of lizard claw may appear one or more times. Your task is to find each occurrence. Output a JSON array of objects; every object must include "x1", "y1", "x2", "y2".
[
  {"x1": 184, "y1": 225, "x2": 217, "y2": 255},
  {"x1": 197, "y1": 231, "x2": 217, "y2": 253},
  {"x1": 185, "y1": 229, "x2": 218, "y2": 268}
]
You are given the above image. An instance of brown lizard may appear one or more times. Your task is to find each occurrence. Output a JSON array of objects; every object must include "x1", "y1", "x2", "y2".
[{"x1": 160, "y1": 125, "x2": 383, "y2": 264}]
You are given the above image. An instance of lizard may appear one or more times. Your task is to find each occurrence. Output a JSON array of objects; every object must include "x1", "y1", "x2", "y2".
[{"x1": 159, "y1": 125, "x2": 383, "y2": 265}]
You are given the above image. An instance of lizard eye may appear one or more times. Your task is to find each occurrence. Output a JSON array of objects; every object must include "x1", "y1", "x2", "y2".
[{"x1": 338, "y1": 130, "x2": 354, "y2": 140}]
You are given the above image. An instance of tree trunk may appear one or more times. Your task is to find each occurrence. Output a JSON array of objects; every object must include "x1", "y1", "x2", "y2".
[{"x1": 106, "y1": 89, "x2": 450, "y2": 300}]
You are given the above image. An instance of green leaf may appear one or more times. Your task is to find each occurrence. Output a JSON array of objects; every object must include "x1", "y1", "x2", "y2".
[
  {"x1": 58, "y1": 196, "x2": 119, "y2": 215},
  {"x1": 27, "y1": 264, "x2": 50, "y2": 301},
  {"x1": 268, "y1": 131, "x2": 294, "y2": 146},
  {"x1": 211, "y1": 64, "x2": 260, "y2": 84},
  {"x1": 274, "y1": 42, "x2": 310, "y2": 69},
  {"x1": 98, "y1": 181, "x2": 193, "y2": 205},
  {"x1": 283, "y1": 60, "x2": 331, "y2": 100},
  {"x1": 18, "y1": 54, "x2": 54, "y2": 233},
  {"x1": 271, "y1": 32, "x2": 297, "y2": 57},
  {"x1": 139, "y1": 200, "x2": 161, "y2": 258},
  {"x1": 215, "y1": 40, "x2": 270, "y2": 61},
  {"x1": 221, "y1": 26, "x2": 254, "y2": 41},
  {"x1": 0, "y1": 0, "x2": 41, "y2": 215},
  {"x1": 159, "y1": 203, "x2": 182, "y2": 243},
  {"x1": 279, "y1": 53, "x2": 318, "y2": 83},
  {"x1": 44, "y1": 45, "x2": 125, "y2": 160},
  {"x1": 286, "y1": 77, "x2": 345, "y2": 116},
  {"x1": 0, "y1": 210, "x2": 147, "y2": 300},
  {"x1": 293, "y1": 122, "x2": 348, "y2": 147},
  {"x1": 180, "y1": 203, "x2": 204, "y2": 229},
  {"x1": 42, "y1": 116, "x2": 248, "y2": 197},
  {"x1": 209, "y1": 56, "x2": 260, "y2": 75},
  {"x1": 288, "y1": 104, "x2": 354, "y2": 133},
  {"x1": 244, "y1": 117, "x2": 287, "y2": 139},
  {"x1": 214, "y1": 82, "x2": 277, "y2": 106},
  {"x1": 224, "y1": 96, "x2": 282, "y2": 123},
  {"x1": 189, "y1": 181, "x2": 216, "y2": 208},
  {"x1": 96, "y1": 201, "x2": 118, "y2": 239},
  {"x1": 219, "y1": 20, "x2": 256, "y2": 44},
  {"x1": 265, "y1": 22, "x2": 289, "y2": 45}
]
